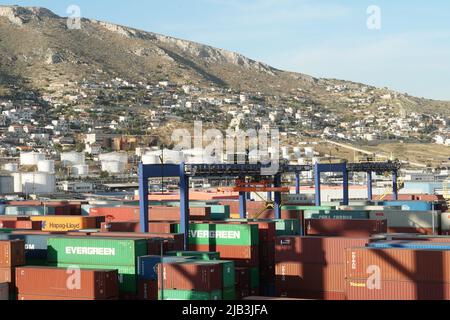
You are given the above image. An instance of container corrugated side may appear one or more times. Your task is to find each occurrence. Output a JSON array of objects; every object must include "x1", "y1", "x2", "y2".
[{"x1": 178, "y1": 223, "x2": 259, "y2": 246}]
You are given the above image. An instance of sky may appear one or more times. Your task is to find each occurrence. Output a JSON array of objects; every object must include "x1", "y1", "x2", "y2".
[{"x1": 3, "y1": 0, "x2": 450, "y2": 100}]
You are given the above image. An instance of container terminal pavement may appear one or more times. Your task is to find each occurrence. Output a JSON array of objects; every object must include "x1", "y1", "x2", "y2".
[{"x1": 0, "y1": 162, "x2": 449, "y2": 300}]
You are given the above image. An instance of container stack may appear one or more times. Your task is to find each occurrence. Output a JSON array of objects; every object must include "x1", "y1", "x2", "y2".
[
  {"x1": 345, "y1": 243, "x2": 450, "y2": 300},
  {"x1": 157, "y1": 261, "x2": 223, "y2": 300},
  {"x1": 47, "y1": 237, "x2": 147, "y2": 299},
  {"x1": 0, "y1": 240, "x2": 26, "y2": 299},
  {"x1": 275, "y1": 236, "x2": 370, "y2": 300}
]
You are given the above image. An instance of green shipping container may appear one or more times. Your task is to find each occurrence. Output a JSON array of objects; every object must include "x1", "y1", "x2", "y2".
[
  {"x1": 47, "y1": 237, "x2": 147, "y2": 266},
  {"x1": 195, "y1": 260, "x2": 235, "y2": 288},
  {"x1": 159, "y1": 290, "x2": 222, "y2": 300},
  {"x1": 250, "y1": 268, "x2": 260, "y2": 289},
  {"x1": 57, "y1": 263, "x2": 138, "y2": 293},
  {"x1": 224, "y1": 219, "x2": 300, "y2": 236},
  {"x1": 176, "y1": 224, "x2": 259, "y2": 246},
  {"x1": 223, "y1": 287, "x2": 236, "y2": 300},
  {"x1": 166, "y1": 251, "x2": 220, "y2": 261}
]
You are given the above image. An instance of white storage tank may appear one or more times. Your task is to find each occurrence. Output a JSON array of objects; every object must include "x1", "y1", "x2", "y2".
[
  {"x1": 101, "y1": 161, "x2": 126, "y2": 174},
  {"x1": 37, "y1": 160, "x2": 55, "y2": 174},
  {"x1": 304, "y1": 147, "x2": 315, "y2": 158},
  {"x1": 61, "y1": 152, "x2": 85, "y2": 167},
  {"x1": 20, "y1": 172, "x2": 56, "y2": 194},
  {"x1": 99, "y1": 152, "x2": 128, "y2": 164},
  {"x1": 293, "y1": 147, "x2": 302, "y2": 158},
  {"x1": 142, "y1": 154, "x2": 161, "y2": 165},
  {"x1": 0, "y1": 175, "x2": 14, "y2": 194},
  {"x1": 71, "y1": 165, "x2": 89, "y2": 176},
  {"x1": 20, "y1": 152, "x2": 45, "y2": 166},
  {"x1": 12, "y1": 172, "x2": 22, "y2": 193},
  {"x1": 2, "y1": 163, "x2": 18, "y2": 172}
]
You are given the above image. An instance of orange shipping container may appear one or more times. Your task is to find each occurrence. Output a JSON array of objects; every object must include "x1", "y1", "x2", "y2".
[
  {"x1": 0, "y1": 240, "x2": 25, "y2": 267},
  {"x1": 30, "y1": 216, "x2": 98, "y2": 232}
]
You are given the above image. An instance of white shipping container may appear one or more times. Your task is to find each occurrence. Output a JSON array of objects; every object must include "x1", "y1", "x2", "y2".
[{"x1": 370, "y1": 210, "x2": 441, "y2": 230}]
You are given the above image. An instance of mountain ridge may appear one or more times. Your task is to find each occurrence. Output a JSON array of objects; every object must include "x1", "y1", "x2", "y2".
[{"x1": 0, "y1": 4, "x2": 449, "y2": 117}]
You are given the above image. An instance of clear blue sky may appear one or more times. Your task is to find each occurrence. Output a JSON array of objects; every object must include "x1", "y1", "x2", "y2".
[{"x1": 4, "y1": 0, "x2": 450, "y2": 100}]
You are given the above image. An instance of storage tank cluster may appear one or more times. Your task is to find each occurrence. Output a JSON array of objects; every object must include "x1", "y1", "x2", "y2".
[
  {"x1": 99, "y1": 152, "x2": 128, "y2": 174},
  {"x1": 5, "y1": 152, "x2": 57, "y2": 195}
]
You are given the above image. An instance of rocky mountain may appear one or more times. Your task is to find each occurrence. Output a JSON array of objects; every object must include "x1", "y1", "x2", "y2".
[{"x1": 0, "y1": 5, "x2": 449, "y2": 115}]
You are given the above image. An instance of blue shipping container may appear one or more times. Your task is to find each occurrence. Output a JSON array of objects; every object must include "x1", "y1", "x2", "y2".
[
  {"x1": 369, "y1": 241, "x2": 450, "y2": 251},
  {"x1": 137, "y1": 256, "x2": 194, "y2": 280}
]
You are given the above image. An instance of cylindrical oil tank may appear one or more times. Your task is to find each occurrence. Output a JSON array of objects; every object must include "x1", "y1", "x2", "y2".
[
  {"x1": 101, "y1": 161, "x2": 126, "y2": 174},
  {"x1": 12, "y1": 172, "x2": 22, "y2": 193},
  {"x1": 142, "y1": 154, "x2": 161, "y2": 165},
  {"x1": 37, "y1": 160, "x2": 55, "y2": 174},
  {"x1": 20, "y1": 152, "x2": 45, "y2": 166},
  {"x1": 61, "y1": 152, "x2": 85, "y2": 167},
  {"x1": 0, "y1": 175, "x2": 14, "y2": 194},
  {"x1": 304, "y1": 147, "x2": 314, "y2": 158},
  {"x1": 2, "y1": 163, "x2": 18, "y2": 172},
  {"x1": 99, "y1": 152, "x2": 128, "y2": 163},
  {"x1": 20, "y1": 172, "x2": 56, "y2": 194},
  {"x1": 71, "y1": 165, "x2": 89, "y2": 176}
]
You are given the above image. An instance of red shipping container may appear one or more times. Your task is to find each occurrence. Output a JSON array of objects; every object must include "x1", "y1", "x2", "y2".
[
  {"x1": 16, "y1": 267, "x2": 119, "y2": 299},
  {"x1": 190, "y1": 244, "x2": 259, "y2": 267},
  {"x1": 17, "y1": 294, "x2": 118, "y2": 300},
  {"x1": 305, "y1": 219, "x2": 387, "y2": 237},
  {"x1": 346, "y1": 279, "x2": 450, "y2": 300},
  {"x1": 137, "y1": 279, "x2": 158, "y2": 300},
  {"x1": 157, "y1": 262, "x2": 222, "y2": 291},
  {"x1": 387, "y1": 227, "x2": 435, "y2": 235},
  {"x1": 235, "y1": 267, "x2": 251, "y2": 289},
  {"x1": 90, "y1": 206, "x2": 210, "y2": 222},
  {"x1": 0, "y1": 240, "x2": 25, "y2": 267},
  {"x1": 276, "y1": 289, "x2": 346, "y2": 300},
  {"x1": 101, "y1": 221, "x2": 140, "y2": 232},
  {"x1": 346, "y1": 247, "x2": 450, "y2": 283},
  {"x1": 275, "y1": 236, "x2": 370, "y2": 265},
  {"x1": 0, "y1": 220, "x2": 42, "y2": 230},
  {"x1": 275, "y1": 262, "x2": 345, "y2": 292},
  {"x1": 0, "y1": 216, "x2": 30, "y2": 222}
]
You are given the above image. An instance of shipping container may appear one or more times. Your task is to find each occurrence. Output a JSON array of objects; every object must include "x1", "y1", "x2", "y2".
[
  {"x1": 158, "y1": 289, "x2": 222, "y2": 300},
  {"x1": 166, "y1": 251, "x2": 220, "y2": 260},
  {"x1": 0, "y1": 268, "x2": 14, "y2": 283},
  {"x1": 47, "y1": 237, "x2": 147, "y2": 266},
  {"x1": 345, "y1": 247, "x2": 450, "y2": 282},
  {"x1": 30, "y1": 216, "x2": 98, "y2": 232},
  {"x1": 56, "y1": 263, "x2": 137, "y2": 293},
  {"x1": 137, "y1": 279, "x2": 157, "y2": 300},
  {"x1": 223, "y1": 286, "x2": 236, "y2": 300},
  {"x1": 346, "y1": 279, "x2": 450, "y2": 300},
  {"x1": 0, "y1": 220, "x2": 41, "y2": 230},
  {"x1": 158, "y1": 262, "x2": 222, "y2": 291},
  {"x1": 305, "y1": 219, "x2": 387, "y2": 237},
  {"x1": 370, "y1": 210, "x2": 440, "y2": 234},
  {"x1": 179, "y1": 223, "x2": 259, "y2": 246},
  {"x1": 0, "y1": 282, "x2": 8, "y2": 301},
  {"x1": 190, "y1": 244, "x2": 259, "y2": 267},
  {"x1": 16, "y1": 266, "x2": 119, "y2": 299},
  {"x1": 377, "y1": 201, "x2": 435, "y2": 211},
  {"x1": 275, "y1": 263, "x2": 345, "y2": 292},
  {"x1": 137, "y1": 256, "x2": 193, "y2": 281},
  {"x1": 275, "y1": 236, "x2": 370, "y2": 264},
  {"x1": 304, "y1": 210, "x2": 370, "y2": 220},
  {"x1": 196, "y1": 260, "x2": 235, "y2": 288},
  {"x1": 0, "y1": 240, "x2": 25, "y2": 267}
]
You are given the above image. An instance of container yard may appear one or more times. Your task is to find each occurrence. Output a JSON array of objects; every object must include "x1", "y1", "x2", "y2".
[{"x1": 0, "y1": 159, "x2": 448, "y2": 302}]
